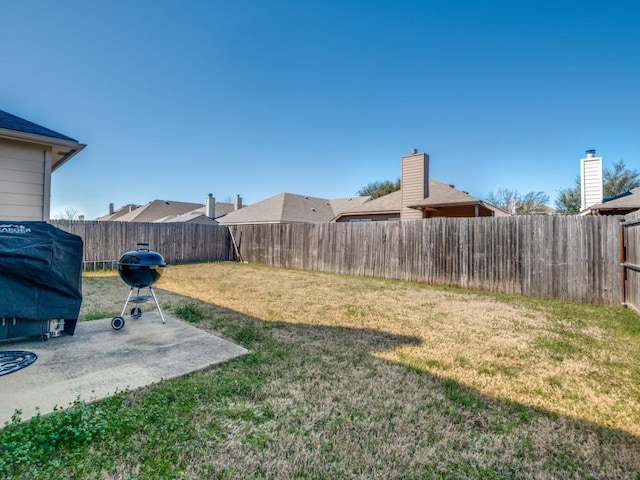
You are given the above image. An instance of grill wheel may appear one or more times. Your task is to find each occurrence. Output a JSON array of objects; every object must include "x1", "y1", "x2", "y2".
[{"x1": 111, "y1": 316, "x2": 125, "y2": 330}]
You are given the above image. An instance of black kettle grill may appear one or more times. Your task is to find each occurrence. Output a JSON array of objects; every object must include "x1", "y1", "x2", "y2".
[{"x1": 111, "y1": 243, "x2": 167, "y2": 330}]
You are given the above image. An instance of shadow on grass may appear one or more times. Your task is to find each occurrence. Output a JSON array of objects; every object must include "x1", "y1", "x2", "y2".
[
  {"x1": 4, "y1": 279, "x2": 638, "y2": 479},
  {"x1": 161, "y1": 289, "x2": 640, "y2": 479}
]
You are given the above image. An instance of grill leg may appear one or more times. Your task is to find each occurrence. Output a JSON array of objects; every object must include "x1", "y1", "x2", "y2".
[
  {"x1": 120, "y1": 287, "x2": 135, "y2": 317},
  {"x1": 149, "y1": 286, "x2": 166, "y2": 324}
]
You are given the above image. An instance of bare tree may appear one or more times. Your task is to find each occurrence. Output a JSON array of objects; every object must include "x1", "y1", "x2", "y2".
[
  {"x1": 54, "y1": 207, "x2": 80, "y2": 220},
  {"x1": 487, "y1": 189, "x2": 550, "y2": 215}
]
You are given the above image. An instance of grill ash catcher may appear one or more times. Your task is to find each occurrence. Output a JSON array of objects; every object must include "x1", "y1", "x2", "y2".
[{"x1": 111, "y1": 243, "x2": 167, "y2": 330}]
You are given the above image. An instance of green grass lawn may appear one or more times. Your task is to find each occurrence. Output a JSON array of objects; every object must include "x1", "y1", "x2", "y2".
[{"x1": 2, "y1": 262, "x2": 640, "y2": 479}]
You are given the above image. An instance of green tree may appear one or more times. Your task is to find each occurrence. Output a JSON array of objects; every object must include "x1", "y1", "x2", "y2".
[
  {"x1": 604, "y1": 159, "x2": 640, "y2": 197},
  {"x1": 357, "y1": 178, "x2": 401, "y2": 199},
  {"x1": 555, "y1": 184, "x2": 581, "y2": 215},
  {"x1": 486, "y1": 188, "x2": 550, "y2": 215},
  {"x1": 555, "y1": 160, "x2": 640, "y2": 214}
]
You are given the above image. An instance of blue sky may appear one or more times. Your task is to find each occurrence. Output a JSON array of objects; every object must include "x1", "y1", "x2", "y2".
[{"x1": 2, "y1": 1, "x2": 639, "y2": 219}]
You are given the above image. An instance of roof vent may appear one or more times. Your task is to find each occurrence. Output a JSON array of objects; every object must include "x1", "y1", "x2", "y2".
[
  {"x1": 586, "y1": 149, "x2": 596, "y2": 158},
  {"x1": 411, "y1": 148, "x2": 418, "y2": 154}
]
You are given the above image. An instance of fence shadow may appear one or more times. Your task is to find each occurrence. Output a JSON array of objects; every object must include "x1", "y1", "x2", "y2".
[{"x1": 151, "y1": 285, "x2": 640, "y2": 477}]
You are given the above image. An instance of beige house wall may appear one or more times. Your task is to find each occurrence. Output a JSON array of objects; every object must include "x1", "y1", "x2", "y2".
[{"x1": 0, "y1": 138, "x2": 50, "y2": 221}]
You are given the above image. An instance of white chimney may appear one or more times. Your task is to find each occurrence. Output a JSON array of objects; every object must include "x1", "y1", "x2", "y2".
[
  {"x1": 205, "y1": 193, "x2": 216, "y2": 219},
  {"x1": 401, "y1": 150, "x2": 429, "y2": 220},
  {"x1": 580, "y1": 149, "x2": 603, "y2": 211},
  {"x1": 234, "y1": 195, "x2": 242, "y2": 211}
]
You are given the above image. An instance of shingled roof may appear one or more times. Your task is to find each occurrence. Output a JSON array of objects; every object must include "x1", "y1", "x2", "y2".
[
  {"x1": 586, "y1": 187, "x2": 640, "y2": 215},
  {"x1": 332, "y1": 179, "x2": 507, "y2": 221},
  {"x1": 0, "y1": 108, "x2": 85, "y2": 171},
  {"x1": 217, "y1": 193, "x2": 370, "y2": 225},
  {"x1": 406, "y1": 179, "x2": 486, "y2": 208},
  {"x1": 0, "y1": 109, "x2": 78, "y2": 142},
  {"x1": 97, "y1": 199, "x2": 238, "y2": 223}
]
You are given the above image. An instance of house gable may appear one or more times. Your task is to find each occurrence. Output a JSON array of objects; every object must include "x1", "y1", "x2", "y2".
[{"x1": 0, "y1": 109, "x2": 84, "y2": 221}]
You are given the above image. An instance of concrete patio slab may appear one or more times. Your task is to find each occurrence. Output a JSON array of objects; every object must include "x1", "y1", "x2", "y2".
[{"x1": 0, "y1": 313, "x2": 248, "y2": 425}]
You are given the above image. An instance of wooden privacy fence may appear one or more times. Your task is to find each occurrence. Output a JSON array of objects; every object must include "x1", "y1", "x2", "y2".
[
  {"x1": 621, "y1": 210, "x2": 640, "y2": 312},
  {"x1": 52, "y1": 220, "x2": 234, "y2": 270},
  {"x1": 232, "y1": 215, "x2": 623, "y2": 305},
  {"x1": 53, "y1": 216, "x2": 624, "y2": 305}
]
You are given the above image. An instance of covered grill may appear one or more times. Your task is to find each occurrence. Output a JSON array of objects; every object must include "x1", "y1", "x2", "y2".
[
  {"x1": 0, "y1": 222, "x2": 83, "y2": 341},
  {"x1": 111, "y1": 243, "x2": 167, "y2": 330}
]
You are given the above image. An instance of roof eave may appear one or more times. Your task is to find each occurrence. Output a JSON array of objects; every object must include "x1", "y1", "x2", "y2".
[
  {"x1": 408, "y1": 200, "x2": 480, "y2": 209},
  {"x1": 0, "y1": 127, "x2": 86, "y2": 171},
  {"x1": 333, "y1": 209, "x2": 401, "y2": 221}
]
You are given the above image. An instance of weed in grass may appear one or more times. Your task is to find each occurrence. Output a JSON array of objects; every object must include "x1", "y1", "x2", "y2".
[
  {"x1": 242, "y1": 430, "x2": 272, "y2": 451},
  {"x1": 233, "y1": 323, "x2": 266, "y2": 345},
  {"x1": 477, "y1": 363, "x2": 520, "y2": 378},
  {"x1": 546, "y1": 375, "x2": 564, "y2": 388},
  {"x1": 443, "y1": 379, "x2": 485, "y2": 411},
  {"x1": 535, "y1": 335, "x2": 583, "y2": 361},
  {"x1": 509, "y1": 402, "x2": 532, "y2": 424},
  {"x1": 345, "y1": 305, "x2": 357, "y2": 317},
  {"x1": 79, "y1": 309, "x2": 112, "y2": 321},
  {"x1": 398, "y1": 351, "x2": 449, "y2": 373},
  {"x1": 174, "y1": 302, "x2": 204, "y2": 323},
  {"x1": 477, "y1": 364, "x2": 497, "y2": 376},
  {"x1": 454, "y1": 354, "x2": 469, "y2": 367}
]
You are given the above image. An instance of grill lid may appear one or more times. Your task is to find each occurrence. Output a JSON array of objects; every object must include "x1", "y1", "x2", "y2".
[
  {"x1": 117, "y1": 243, "x2": 166, "y2": 288},
  {"x1": 118, "y1": 243, "x2": 166, "y2": 267}
]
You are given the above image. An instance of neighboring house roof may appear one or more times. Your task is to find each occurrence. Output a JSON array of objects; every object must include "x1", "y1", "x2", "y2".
[
  {"x1": 190, "y1": 203, "x2": 237, "y2": 217},
  {"x1": 155, "y1": 212, "x2": 217, "y2": 224},
  {"x1": 97, "y1": 199, "x2": 235, "y2": 223},
  {"x1": 586, "y1": 187, "x2": 640, "y2": 215},
  {"x1": 407, "y1": 180, "x2": 487, "y2": 209},
  {"x1": 335, "y1": 190, "x2": 403, "y2": 217},
  {"x1": 333, "y1": 179, "x2": 507, "y2": 220},
  {"x1": 96, "y1": 204, "x2": 141, "y2": 221},
  {"x1": 108, "y1": 200, "x2": 204, "y2": 222},
  {"x1": 217, "y1": 193, "x2": 371, "y2": 225},
  {"x1": 0, "y1": 108, "x2": 85, "y2": 171}
]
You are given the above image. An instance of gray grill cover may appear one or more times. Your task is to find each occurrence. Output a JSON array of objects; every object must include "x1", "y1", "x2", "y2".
[{"x1": 0, "y1": 222, "x2": 83, "y2": 322}]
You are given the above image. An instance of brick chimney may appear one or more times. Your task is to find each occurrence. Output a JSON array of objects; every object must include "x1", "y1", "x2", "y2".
[
  {"x1": 401, "y1": 149, "x2": 429, "y2": 220},
  {"x1": 234, "y1": 194, "x2": 242, "y2": 210},
  {"x1": 205, "y1": 193, "x2": 216, "y2": 219}
]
